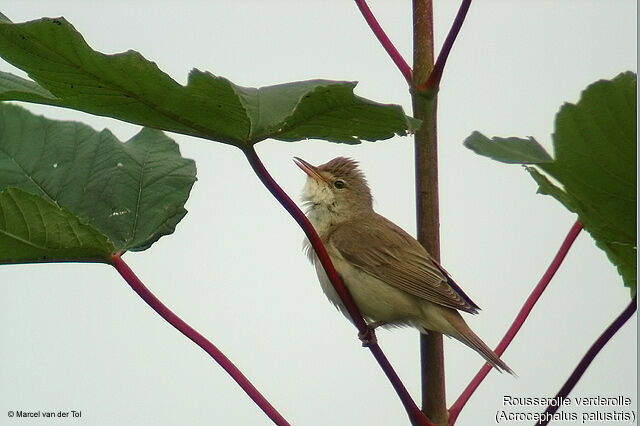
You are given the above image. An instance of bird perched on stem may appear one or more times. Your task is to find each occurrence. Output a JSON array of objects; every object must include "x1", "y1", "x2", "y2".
[{"x1": 294, "y1": 156, "x2": 513, "y2": 374}]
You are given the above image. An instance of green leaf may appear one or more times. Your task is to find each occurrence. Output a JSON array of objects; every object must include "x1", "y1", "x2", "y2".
[
  {"x1": 0, "y1": 17, "x2": 417, "y2": 147},
  {"x1": 258, "y1": 81, "x2": 414, "y2": 144},
  {"x1": 525, "y1": 167, "x2": 579, "y2": 213},
  {"x1": 466, "y1": 72, "x2": 637, "y2": 295},
  {"x1": 0, "y1": 187, "x2": 114, "y2": 263},
  {"x1": 0, "y1": 103, "x2": 196, "y2": 252},
  {"x1": 463, "y1": 132, "x2": 553, "y2": 164},
  {"x1": 539, "y1": 72, "x2": 637, "y2": 294},
  {"x1": 0, "y1": 70, "x2": 58, "y2": 104}
]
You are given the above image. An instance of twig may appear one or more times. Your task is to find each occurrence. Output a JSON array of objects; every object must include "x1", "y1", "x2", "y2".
[
  {"x1": 242, "y1": 146, "x2": 433, "y2": 426},
  {"x1": 448, "y1": 220, "x2": 584, "y2": 424},
  {"x1": 420, "y1": 0, "x2": 472, "y2": 92},
  {"x1": 111, "y1": 254, "x2": 292, "y2": 426},
  {"x1": 537, "y1": 295, "x2": 637, "y2": 426},
  {"x1": 354, "y1": 0, "x2": 413, "y2": 85}
]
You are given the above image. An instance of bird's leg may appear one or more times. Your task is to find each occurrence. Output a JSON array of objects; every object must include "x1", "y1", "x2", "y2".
[{"x1": 358, "y1": 321, "x2": 387, "y2": 347}]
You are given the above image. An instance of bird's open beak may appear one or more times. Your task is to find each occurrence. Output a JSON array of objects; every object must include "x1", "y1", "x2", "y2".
[{"x1": 294, "y1": 157, "x2": 327, "y2": 183}]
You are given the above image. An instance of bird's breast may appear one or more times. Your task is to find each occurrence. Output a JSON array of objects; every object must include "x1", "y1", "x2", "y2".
[{"x1": 311, "y1": 247, "x2": 422, "y2": 326}]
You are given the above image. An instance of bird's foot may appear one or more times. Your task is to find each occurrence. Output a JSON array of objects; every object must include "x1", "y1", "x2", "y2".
[
  {"x1": 358, "y1": 321, "x2": 386, "y2": 347},
  {"x1": 358, "y1": 327, "x2": 377, "y2": 347}
]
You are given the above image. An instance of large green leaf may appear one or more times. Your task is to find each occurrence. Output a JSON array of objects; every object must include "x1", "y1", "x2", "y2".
[
  {"x1": 464, "y1": 133, "x2": 553, "y2": 164},
  {"x1": 0, "y1": 103, "x2": 196, "y2": 252},
  {"x1": 0, "y1": 17, "x2": 417, "y2": 147},
  {"x1": 464, "y1": 72, "x2": 637, "y2": 294},
  {"x1": 0, "y1": 187, "x2": 114, "y2": 263}
]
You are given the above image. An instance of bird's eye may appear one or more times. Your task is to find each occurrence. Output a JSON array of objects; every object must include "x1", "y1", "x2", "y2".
[{"x1": 333, "y1": 180, "x2": 345, "y2": 189}]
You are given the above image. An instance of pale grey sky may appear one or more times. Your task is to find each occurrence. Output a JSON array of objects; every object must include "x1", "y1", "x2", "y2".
[{"x1": 0, "y1": 1, "x2": 636, "y2": 425}]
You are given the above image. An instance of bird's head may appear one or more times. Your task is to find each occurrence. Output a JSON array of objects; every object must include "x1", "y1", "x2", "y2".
[{"x1": 294, "y1": 156, "x2": 373, "y2": 222}]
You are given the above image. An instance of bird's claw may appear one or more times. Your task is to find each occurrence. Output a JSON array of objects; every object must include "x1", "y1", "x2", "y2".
[{"x1": 358, "y1": 326, "x2": 378, "y2": 347}]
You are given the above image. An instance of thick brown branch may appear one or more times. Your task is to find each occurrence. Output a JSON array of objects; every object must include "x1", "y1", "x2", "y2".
[{"x1": 412, "y1": 0, "x2": 447, "y2": 424}]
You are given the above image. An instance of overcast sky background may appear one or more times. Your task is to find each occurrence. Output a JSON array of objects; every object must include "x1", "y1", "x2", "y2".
[{"x1": 0, "y1": 1, "x2": 636, "y2": 425}]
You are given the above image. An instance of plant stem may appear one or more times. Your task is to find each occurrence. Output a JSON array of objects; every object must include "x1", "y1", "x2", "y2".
[
  {"x1": 110, "y1": 254, "x2": 291, "y2": 426},
  {"x1": 355, "y1": 0, "x2": 473, "y2": 422},
  {"x1": 242, "y1": 148, "x2": 369, "y2": 333},
  {"x1": 412, "y1": 0, "x2": 448, "y2": 424},
  {"x1": 354, "y1": 0, "x2": 413, "y2": 85},
  {"x1": 412, "y1": 0, "x2": 435, "y2": 88},
  {"x1": 420, "y1": 0, "x2": 472, "y2": 92},
  {"x1": 537, "y1": 295, "x2": 637, "y2": 426},
  {"x1": 242, "y1": 146, "x2": 433, "y2": 426},
  {"x1": 449, "y1": 220, "x2": 584, "y2": 424}
]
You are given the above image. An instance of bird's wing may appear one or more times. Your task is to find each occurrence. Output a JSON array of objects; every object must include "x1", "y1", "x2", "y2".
[{"x1": 328, "y1": 214, "x2": 479, "y2": 314}]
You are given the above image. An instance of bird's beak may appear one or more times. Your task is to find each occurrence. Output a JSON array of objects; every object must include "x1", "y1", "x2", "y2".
[{"x1": 294, "y1": 157, "x2": 327, "y2": 183}]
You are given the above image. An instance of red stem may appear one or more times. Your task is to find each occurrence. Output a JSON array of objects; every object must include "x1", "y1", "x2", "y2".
[
  {"x1": 111, "y1": 254, "x2": 291, "y2": 426},
  {"x1": 243, "y1": 146, "x2": 433, "y2": 426},
  {"x1": 537, "y1": 295, "x2": 637, "y2": 426},
  {"x1": 448, "y1": 220, "x2": 584, "y2": 424},
  {"x1": 420, "y1": 0, "x2": 472, "y2": 92},
  {"x1": 354, "y1": 0, "x2": 413, "y2": 85}
]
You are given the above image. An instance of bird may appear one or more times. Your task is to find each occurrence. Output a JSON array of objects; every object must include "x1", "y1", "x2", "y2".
[{"x1": 294, "y1": 156, "x2": 513, "y2": 374}]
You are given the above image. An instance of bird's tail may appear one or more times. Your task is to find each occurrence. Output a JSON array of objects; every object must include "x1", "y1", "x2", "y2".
[{"x1": 432, "y1": 309, "x2": 515, "y2": 375}]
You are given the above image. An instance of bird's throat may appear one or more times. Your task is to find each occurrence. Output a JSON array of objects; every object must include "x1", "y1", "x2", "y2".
[{"x1": 305, "y1": 203, "x2": 337, "y2": 237}]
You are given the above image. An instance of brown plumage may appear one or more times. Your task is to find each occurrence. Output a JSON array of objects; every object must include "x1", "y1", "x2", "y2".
[
  {"x1": 295, "y1": 156, "x2": 513, "y2": 374},
  {"x1": 329, "y1": 214, "x2": 479, "y2": 314}
]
